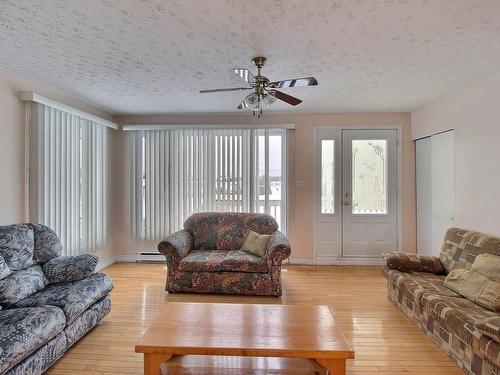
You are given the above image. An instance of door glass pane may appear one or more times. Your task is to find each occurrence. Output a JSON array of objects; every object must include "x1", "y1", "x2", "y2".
[
  {"x1": 257, "y1": 132, "x2": 285, "y2": 230},
  {"x1": 321, "y1": 140, "x2": 335, "y2": 214},
  {"x1": 352, "y1": 139, "x2": 387, "y2": 214}
]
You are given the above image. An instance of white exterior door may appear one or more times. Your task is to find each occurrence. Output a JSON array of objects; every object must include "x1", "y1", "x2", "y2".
[{"x1": 341, "y1": 129, "x2": 399, "y2": 257}]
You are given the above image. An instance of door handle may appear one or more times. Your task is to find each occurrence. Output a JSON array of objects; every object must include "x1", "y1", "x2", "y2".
[{"x1": 343, "y1": 192, "x2": 350, "y2": 205}]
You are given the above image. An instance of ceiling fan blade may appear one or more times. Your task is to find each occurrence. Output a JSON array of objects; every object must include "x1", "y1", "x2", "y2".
[
  {"x1": 268, "y1": 77, "x2": 318, "y2": 89},
  {"x1": 272, "y1": 90, "x2": 302, "y2": 106},
  {"x1": 232, "y1": 68, "x2": 256, "y2": 85},
  {"x1": 200, "y1": 87, "x2": 252, "y2": 94}
]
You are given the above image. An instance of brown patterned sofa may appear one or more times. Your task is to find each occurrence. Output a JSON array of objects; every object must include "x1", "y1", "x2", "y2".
[
  {"x1": 158, "y1": 212, "x2": 291, "y2": 296},
  {"x1": 384, "y1": 228, "x2": 500, "y2": 375}
]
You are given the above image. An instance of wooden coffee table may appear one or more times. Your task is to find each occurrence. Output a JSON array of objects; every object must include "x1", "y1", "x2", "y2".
[{"x1": 135, "y1": 302, "x2": 354, "y2": 375}]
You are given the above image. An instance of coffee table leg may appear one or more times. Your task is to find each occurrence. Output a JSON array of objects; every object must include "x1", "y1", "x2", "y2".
[
  {"x1": 143, "y1": 353, "x2": 173, "y2": 375},
  {"x1": 315, "y1": 358, "x2": 346, "y2": 375}
]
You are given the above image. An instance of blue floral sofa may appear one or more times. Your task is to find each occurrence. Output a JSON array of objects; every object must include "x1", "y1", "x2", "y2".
[
  {"x1": 0, "y1": 224, "x2": 113, "y2": 375},
  {"x1": 158, "y1": 212, "x2": 291, "y2": 296}
]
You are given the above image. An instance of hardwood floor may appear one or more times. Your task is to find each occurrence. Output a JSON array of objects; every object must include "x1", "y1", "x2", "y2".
[{"x1": 46, "y1": 263, "x2": 463, "y2": 375}]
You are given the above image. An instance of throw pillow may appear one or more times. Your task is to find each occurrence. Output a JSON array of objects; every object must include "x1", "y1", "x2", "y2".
[
  {"x1": 240, "y1": 230, "x2": 271, "y2": 257},
  {"x1": 471, "y1": 254, "x2": 500, "y2": 282},
  {"x1": 444, "y1": 268, "x2": 500, "y2": 312},
  {"x1": 381, "y1": 251, "x2": 443, "y2": 273},
  {"x1": 474, "y1": 316, "x2": 500, "y2": 343}
]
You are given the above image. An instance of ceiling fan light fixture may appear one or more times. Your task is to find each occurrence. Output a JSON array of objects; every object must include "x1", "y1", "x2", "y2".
[
  {"x1": 244, "y1": 92, "x2": 260, "y2": 109},
  {"x1": 262, "y1": 93, "x2": 276, "y2": 106}
]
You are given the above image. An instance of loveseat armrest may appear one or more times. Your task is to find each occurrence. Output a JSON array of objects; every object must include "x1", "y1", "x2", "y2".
[
  {"x1": 266, "y1": 231, "x2": 291, "y2": 267},
  {"x1": 42, "y1": 254, "x2": 98, "y2": 284},
  {"x1": 381, "y1": 251, "x2": 444, "y2": 273},
  {"x1": 158, "y1": 229, "x2": 193, "y2": 270}
]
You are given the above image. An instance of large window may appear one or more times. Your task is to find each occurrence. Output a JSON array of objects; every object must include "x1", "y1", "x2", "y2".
[
  {"x1": 27, "y1": 101, "x2": 109, "y2": 255},
  {"x1": 131, "y1": 128, "x2": 287, "y2": 241}
]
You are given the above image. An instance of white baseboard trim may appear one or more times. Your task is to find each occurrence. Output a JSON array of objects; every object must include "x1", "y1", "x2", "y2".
[
  {"x1": 96, "y1": 254, "x2": 137, "y2": 271},
  {"x1": 315, "y1": 256, "x2": 383, "y2": 266},
  {"x1": 95, "y1": 256, "x2": 117, "y2": 272},
  {"x1": 115, "y1": 254, "x2": 137, "y2": 263},
  {"x1": 287, "y1": 258, "x2": 314, "y2": 265},
  {"x1": 96, "y1": 254, "x2": 382, "y2": 271}
]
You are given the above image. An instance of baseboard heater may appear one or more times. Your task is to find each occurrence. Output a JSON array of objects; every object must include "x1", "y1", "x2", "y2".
[{"x1": 136, "y1": 251, "x2": 166, "y2": 263}]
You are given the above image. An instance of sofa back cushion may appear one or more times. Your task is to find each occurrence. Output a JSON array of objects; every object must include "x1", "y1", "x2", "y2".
[
  {"x1": 0, "y1": 265, "x2": 48, "y2": 306},
  {"x1": 31, "y1": 224, "x2": 62, "y2": 263},
  {"x1": 0, "y1": 224, "x2": 35, "y2": 271},
  {"x1": 0, "y1": 223, "x2": 61, "y2": 306},
  {"x1": 439, "y1": 228, "x2": 500, "y2": 274},
  {"x1": 184, "y1": 212, "x2": 279, "y2": 250}
]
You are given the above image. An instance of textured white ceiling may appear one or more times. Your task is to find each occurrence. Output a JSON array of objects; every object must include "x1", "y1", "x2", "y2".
[{"x1": 1, "y1": 0, "x2": 500, "y2": 115}]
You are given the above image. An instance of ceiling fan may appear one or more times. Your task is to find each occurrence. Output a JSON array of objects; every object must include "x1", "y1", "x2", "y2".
[{"x1": 200, "y1": 57, "x2": 318, "y2": 117}]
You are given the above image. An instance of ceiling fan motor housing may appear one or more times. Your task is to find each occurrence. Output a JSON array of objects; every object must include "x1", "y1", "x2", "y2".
[{"x1": 252, "y1": 56, "x2": 267, "y2": 68}]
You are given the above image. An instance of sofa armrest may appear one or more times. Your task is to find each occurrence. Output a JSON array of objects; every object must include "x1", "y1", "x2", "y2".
[
  {"x1": 266, "y1": 231, "x2": 291, "y2": 267},
  {"x1": 381, "y1": 251, "x2": 443, "y2": 273},
  {"x1": 42, "y1": 254, "x2": 98, "y2": 284},
  {"x1": 158, "y1": 230, "x2": 193, "y2": 270}
]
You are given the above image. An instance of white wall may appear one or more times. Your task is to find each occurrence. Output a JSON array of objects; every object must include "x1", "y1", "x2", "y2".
[
  {"x1": 412, "y1": 71, "x2": 500, "y2": 237},
  {"x1": 0, "y1": 66, "x2": 118, "y2": 261},
  {"x1": 116, "y1": 113, "x2": 416, "y2": 261}
]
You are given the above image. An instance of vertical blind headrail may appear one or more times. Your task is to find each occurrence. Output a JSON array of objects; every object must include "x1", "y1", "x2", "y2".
[{"x1": 20, "y1": 91, "x2": 119, "y2": 130}]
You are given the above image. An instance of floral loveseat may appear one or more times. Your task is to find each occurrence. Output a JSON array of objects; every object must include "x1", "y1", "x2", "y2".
[
  {"x1": 158, "y1": 212, "x2": 291, "y2": 296},
  {"x1": 384, "y1": 228, "x2": 499, "y2": 375},
  {"x1": 0, "y1": 224, "x2": 113, "y2": 375}
]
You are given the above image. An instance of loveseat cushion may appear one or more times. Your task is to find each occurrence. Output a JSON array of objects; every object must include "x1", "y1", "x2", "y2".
[
  {"x1": 222, "y1": 250, "x2": 268, "y2": 273},
  {"x1": 184, "y1": 212, "x2": 278, "y2": 250},
  {"x1": 0, "y1": 265, "x2": 48, "y2": 306},
  {"x1": 13, "y1": 272, "x2": 112, "y2": 324},
  {"x1": 0, "y1": 306, "x2": 66, "y2": 374},
  {"x1": 0, "y1": 224, "x2": 34, "y2": 271},
  {"x1": 177, "y1": 250, "x2": 268, "y2": 273},
  {"x1": 178, "y1": 251, "x2": 228, "y2": 272}
]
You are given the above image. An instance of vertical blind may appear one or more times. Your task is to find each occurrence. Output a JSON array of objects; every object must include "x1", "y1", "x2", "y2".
[
  {"x1": 27, "y1": 102, "x2": 108, "y2": 255},
  {"x1": 131, "y1": 128, "x2": 287, "y2": 242}
]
